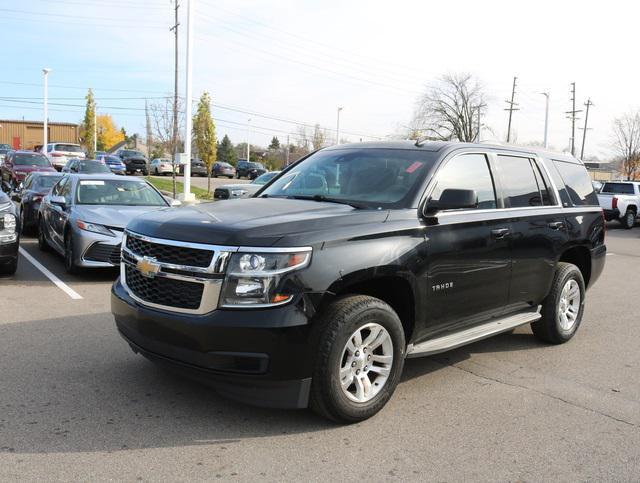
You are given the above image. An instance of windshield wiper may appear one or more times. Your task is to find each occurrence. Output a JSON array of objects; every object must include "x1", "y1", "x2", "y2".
[{"x1": 287, "y1": 194, "x2": 366, "y2": 209}]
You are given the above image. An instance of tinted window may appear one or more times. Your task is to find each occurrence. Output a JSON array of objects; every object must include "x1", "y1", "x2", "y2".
[
  {"x1": 496, "y1": 155, "x2": 542, "y2": 208},
  {"x1": 14, "y1": 153, "x2": 50, "y2": 166},
  {"x1": 54, "y1": 144, "x2": 82, "y2": 153},
  {"x1": 35, "y1": 176, "x2": 62, "y2": 190},
  {"x1": 553, "y1": 160, "x2": 599, "y2": 206},
  {"x1": 531, "y1": 159, "x2": 555, "y2": 205},
  {"x1": 430, "y1": 153, "x2": 497, "y2": 209},
  {"x1": 76, "y1": 179, "x2": 167, "y2": 206},
  {"x1": 78, "y1": 161, "x2": 112, "y2": 173},
  {"x1": 262, "y1": 148, "x2": 436, "y2": 208},
  {"x1": 601, "y1": 182, "x2": 635, "y2": 195}
]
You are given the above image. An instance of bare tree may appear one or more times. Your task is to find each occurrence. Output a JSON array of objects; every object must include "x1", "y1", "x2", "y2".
[
  {"x1": 612, "y1": 111, "x2": 640, "y2": 180},
  {"x1": 411, "y1": 73, "x2": 485, "y2": 142},
  {"x1": 312, "y1": 123, "x2": 326, "y2": 150},
  {"x1": 149, "y1": 96, "x2": 184, "y2": 156}
]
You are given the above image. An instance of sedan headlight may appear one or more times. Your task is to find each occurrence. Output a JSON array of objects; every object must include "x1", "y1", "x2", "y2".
[
  {"x1": 0, "y1": 213, "x2": 17, "y2": 243},
  {"x1": 231, "y1": 189, "x2": 248, "y2": 197},
  {"x1": 76, "y1": 220, "x2": 115, "y2": 237},
  {"x1": 220, "y1": 249, "x2": 311, "y2": 307}
]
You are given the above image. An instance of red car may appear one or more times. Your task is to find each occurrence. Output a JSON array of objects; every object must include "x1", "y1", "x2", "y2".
[{"x1": 1, "y1": 151, "x2": 56, "y2": 192}]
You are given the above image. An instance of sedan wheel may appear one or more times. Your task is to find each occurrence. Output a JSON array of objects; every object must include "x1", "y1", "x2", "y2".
[{"x1": 64, "y1": 233, "x2": 80, "y2": 275}]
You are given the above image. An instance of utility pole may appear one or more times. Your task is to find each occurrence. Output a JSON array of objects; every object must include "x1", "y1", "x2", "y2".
[
  {"x1": 94, "y1": 105, "x2": 97, "y2": 154},
  {"x1": 580, "y1": 98, "x2": 594, "y2": 160},
  {"x1": 505, "y1": 76, "x2": 519, "y2": 143},
  {"x1": 474, "y1": 103, "x2": 486, "y2": 142},
  {"x1": 285, "y1": 134, "x2": 290, "y2": 166},
  {"x1": 336, "y1": 107, "x2": 343, "y2": 145},
  {"x1": 182, "y1": 0, "x2": 194, "y2": 201},
  {"x1": 540, "y1": 92, "x2": 550, "y2": 148},
  {"x1": 246, "y1": 118, "x2": 251, "y2": 160},
  {"x1": 170, "y1": 0, "x2": 180, "y2": 198},
  {"x1": 566, "y1": 82, "x2": 582, "y2": 157},
  {"x1": 42, "y1": 68, "x2": 51, "y2": 153}
]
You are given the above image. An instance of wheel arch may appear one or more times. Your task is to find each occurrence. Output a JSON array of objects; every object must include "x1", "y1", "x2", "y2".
[
  {"x1": 558, "y1": 245, "x2": 592, "y2": 287},
  {"x1": 323, "y1": 268, "x2": 418, "y2": 344}
]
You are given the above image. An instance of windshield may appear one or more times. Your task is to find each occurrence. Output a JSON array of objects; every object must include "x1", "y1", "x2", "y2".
[
  {"x1": 260, "y1": 148, "x2": 435, "y2": 208},
  {"x1": 55, "y1": 144, "x2": 82, "y2": 153},
  {"x1": 253, "y1": 171, "x2": 279, "y2": 185},
  {"x1": 15, "y1": 153, "x2": 51, "y2": 166},
  {"x1": 0, "y1": 144, "x2": 10, "y2": 150},
  {"x1": 601, "y1": 182, "x2": 635, "y2": 195},
  {"x1": 78, "y1": 161, "x2": 112, "y2": 173},
  {"x1": 249, "y1": 162, "x2": 264, "y2": 169},
  {"x1": 121, "y1": 150, "x2": 144, "y2": 157},
  {"x1": 76, "y1": 179, "x2": 167, "y2": 206},
  {"x1": 35, "y1": 176, "x2": 62, "y2": 190},
  {"x1": 102, "y1": 156, "x2": 123, "y2": 164}
]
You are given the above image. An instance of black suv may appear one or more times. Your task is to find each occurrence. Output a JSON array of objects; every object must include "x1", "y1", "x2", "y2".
[
  {"x1": 236, "y1": 159, "x2": 266, "y2": 179},
  {"x1": 117, "y1": 150, "x2": 149, "y2": 175},
  {"x1": 111, "y1": 141, "x2": 606, "y2": 423}
]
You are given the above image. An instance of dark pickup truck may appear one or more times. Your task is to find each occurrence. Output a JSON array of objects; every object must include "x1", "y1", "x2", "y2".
[{"x1": 111, "y1": 141, "x2": 606, "y2": 423}]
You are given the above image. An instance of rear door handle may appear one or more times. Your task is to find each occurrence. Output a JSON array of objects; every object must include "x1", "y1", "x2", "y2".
[
  {"x1": 491, "y1": 228, "x2": 511, "y2": 239},
  {"x1": 548, "y1": 221, "x2": 564, "y2": 230}
]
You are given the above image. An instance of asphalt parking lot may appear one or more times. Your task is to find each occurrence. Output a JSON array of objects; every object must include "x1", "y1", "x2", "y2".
[{"x1": 1, "y1": 225, "x2": 639, "y2": 481}]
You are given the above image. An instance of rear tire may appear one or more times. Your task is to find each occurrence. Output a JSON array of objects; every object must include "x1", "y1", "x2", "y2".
[
  {"x1": 309, "y1": 295, "x2": 406, "y2": 423},
  {"x1": 531, "y1": 262, "x2": 585, "y2": 344},
  {"x1": 621, "y1": 209, "x2": 636, "y2": 229}
]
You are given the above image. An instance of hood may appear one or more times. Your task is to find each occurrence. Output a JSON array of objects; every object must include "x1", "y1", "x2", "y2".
[
  {"x1": 74, "y1": 205, "x2": 167, "y2": 229},
  {"x1": 126, "y1": 197, "x2": 389, "y2": 247},
  {"x1": 14, "y1": 166, "x2": 56, "y2": 175}
]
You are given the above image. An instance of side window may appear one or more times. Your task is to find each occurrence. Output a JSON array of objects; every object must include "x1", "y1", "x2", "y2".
[
  {"x1": 552, "y1": 160, "x2": 599, "y2": 206},
  {"x1": 60, "y1": 179, "x2": 73, "y2": 204},
  {"x1": 496, "y1": 155, "x2": 543, "y2": 208},
  {"x1": 52, "y1": 177, "x2": 67, "y2": 196},
  {"x1": 531, "y1": 159, "x2": 555, "y2": 206},
  {"x1": 23, "y1": 175, "x2": 33, "y2": 190},
  {"x1": 430, "y1": 153, "x2": 497, "y2": 210}
]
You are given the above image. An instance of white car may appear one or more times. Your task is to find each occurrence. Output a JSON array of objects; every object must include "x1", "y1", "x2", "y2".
[
  {"x1": 150, "y1": 158, "x2": 176, "y2": 175},
  {"x1": 598, "y1": 181, "x2": 640, "y2": 229},
  {"x1": 43, "y1": 143, "x2": 85, "y2": 171}
]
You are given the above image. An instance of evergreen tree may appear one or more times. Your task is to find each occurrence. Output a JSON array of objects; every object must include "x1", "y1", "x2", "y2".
[
  {"x1": 269, "y1": 136, "x2": 280, "y2": 150},
  {"x1": 216, "y1": 134, "x2": 237, "y2": 165},
  {"x1": 81, "y1": 89, "x2": 96, "y2": 158}
]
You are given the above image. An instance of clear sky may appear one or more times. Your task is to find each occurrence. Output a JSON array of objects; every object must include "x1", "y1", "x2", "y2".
[{"x1": 1, "y1": 0, "x2": 636, "y2": 159}]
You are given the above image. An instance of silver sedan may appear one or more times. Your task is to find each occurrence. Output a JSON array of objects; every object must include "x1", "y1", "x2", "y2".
[{"x1": 37, "y1": 174, "x2": 178, "y2": 274}]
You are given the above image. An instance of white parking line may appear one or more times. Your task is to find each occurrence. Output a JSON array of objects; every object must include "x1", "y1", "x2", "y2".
[{"x1": 18, "y1": 247, "x2": 83, "y2": 300}]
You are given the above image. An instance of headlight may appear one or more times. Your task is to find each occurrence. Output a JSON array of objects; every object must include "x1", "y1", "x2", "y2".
[
  {"x1": 220, "y1": 249, "x2": 311, "y2": 307},
  {"x1": 0, "y1": 213, "x2": 17, "y2": 243},
  {"x1": 76, "y1": 220, "x2": 115, "y2": 237},
  {"x1": 231, "y1": 189, "x2": 247, "y2": 197}
]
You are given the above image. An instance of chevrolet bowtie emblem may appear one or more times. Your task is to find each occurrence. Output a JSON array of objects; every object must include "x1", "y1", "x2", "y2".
[{"x1": 137, "y1": 257, "x2": 161, "y2": 278}]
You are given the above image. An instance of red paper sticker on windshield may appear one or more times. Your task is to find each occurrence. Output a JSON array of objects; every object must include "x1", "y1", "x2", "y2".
[{"x1": 405, "y1": 162, "x2": 423, "y2": 173}]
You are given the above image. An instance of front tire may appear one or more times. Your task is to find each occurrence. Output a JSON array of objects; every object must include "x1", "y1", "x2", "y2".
[
  {"x1": 64, "y1": 232, "x2": 80, "y2": 275},
  {"x1": 531, "y1": 262, "x2": 585, "y2": 344},
  {"x1": 621, "y1": 210, "x2": 636, "y2": 229},
  {"x1": 37, "y1": 217, "x2": 49, "y2": 252},
  {"x1": 309, "y1": 295, "x2": 406, "y2": 423},
  {"x1": 0, "y1": 257, "x2": 18, "y2": 275}
]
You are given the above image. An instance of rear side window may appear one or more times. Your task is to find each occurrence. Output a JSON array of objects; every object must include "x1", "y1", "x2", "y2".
[
  {"x1": 552, "y1": 160, "x2": 599, "y2": 206},
  {"x1": 430, "y1": 153, "x2": 497, "y2": 209},
  {"x1": 601, "y1": 182, "x2": 635, "y2": 195},
  {"x1": 496, "y1": 155, "x2": 545, "y2": 208}
]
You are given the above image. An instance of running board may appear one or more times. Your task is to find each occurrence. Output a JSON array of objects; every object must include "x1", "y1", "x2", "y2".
[{"x1": 406, "y1": 307, "x2": 541, "y2": 358}]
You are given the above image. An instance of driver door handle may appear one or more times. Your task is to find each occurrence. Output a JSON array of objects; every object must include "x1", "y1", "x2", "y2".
[{"x1": 491, "y1": 228, "x2": 511, "y2": 239}]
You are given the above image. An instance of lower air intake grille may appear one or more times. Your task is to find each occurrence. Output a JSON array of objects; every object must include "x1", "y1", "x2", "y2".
[
  {"x1": 124, "y1": 265, "x2": 203, "y2": 310},
  {"x1": 84, "y1": 243, "x2": 121, "y2": 265}
]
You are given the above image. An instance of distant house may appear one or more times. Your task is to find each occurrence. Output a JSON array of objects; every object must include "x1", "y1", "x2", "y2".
[{"x1": 0, "y1": 119, "x2": 79, "y2": 151}]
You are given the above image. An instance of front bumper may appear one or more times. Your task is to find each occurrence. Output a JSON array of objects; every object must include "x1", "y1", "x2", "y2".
[
  {"x1": 111, "y1": 278, "x2": 313, "y2": 408},
  {"x1": 74, "y1": 227, "x2": 123, "y2": 268}
]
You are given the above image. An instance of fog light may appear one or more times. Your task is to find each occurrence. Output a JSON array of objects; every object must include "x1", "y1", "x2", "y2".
[{"x1": 235, "y1": 278, "x2": 265, "y2": 297}]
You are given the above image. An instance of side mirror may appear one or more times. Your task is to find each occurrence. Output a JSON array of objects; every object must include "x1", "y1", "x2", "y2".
[
  {"x1": 50, "y1": 195, "x2": 67, "y2": 208},
  {"x1": 426, "y1": 188, "x2": 478, "y2": 213}
]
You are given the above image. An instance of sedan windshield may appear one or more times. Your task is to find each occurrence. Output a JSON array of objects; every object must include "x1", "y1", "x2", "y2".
[
  {"x1": 260, "y1": 148, "x2": 435, "y2": 208},
  {"x1": 14, "y1": 153, "x2": 51, "y2": 166},
  {"x1": 55, "y1": 144, "x2": 83, "y2": 153},
  {"x1": 77, "y1": 161, "x2": 112, "y2": 173},
  {"x1": 76, "y1": 179, "x2": 167, "y2": 206}
]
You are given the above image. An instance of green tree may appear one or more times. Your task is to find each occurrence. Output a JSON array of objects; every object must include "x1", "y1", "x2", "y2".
[
  {"x1": 81, "y1": 89, "x2": 96, "y2": 158},
  {"x1": 192, "y1": 91, "x2": 217, "y2": 192},
  {"x1": 216, "y1": 134, "x2": 237, "y2": 165},
  {"x1": 268, "y1": 136, "x2": 280, "y2": 150}
]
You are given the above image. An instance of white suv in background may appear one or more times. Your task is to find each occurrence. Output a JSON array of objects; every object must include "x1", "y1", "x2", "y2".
[{"x1": 43, "y1": 143, "x2": 85, "y2": 171}]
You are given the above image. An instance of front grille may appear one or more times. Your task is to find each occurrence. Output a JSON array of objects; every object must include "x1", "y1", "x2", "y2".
[
  {"x1": 214, "y1": 189, "x2": 229, "y2": 200},
  {"x1": 124, "y1": 265, "x2": 203, "y2": 309},
  {"x1": 126, "y1": 235, "x2": 213, "y2": 267},
  {"x1": 84, "y1": 242, "x2": 121, "y2": 265}
]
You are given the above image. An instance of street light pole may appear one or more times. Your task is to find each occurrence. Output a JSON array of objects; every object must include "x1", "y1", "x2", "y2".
[
  {"x1": 541, "y1": 92, "x2": 550, "y2": 148},
  {"x1": 42, "y1": 68, "x2": 52, "y2": 153},
  {"x1": 93, "y1": 106, "x2": 97, "y2": 154},
  {"x1": 182, "y1": 0, "x2": 195, "y2": 201},
  {"x1": 246, "y1": 118, "x2": 251, "y2": 161},
  {"x1": 336, "y1": 107, "x2": 343, "y2": 145}
]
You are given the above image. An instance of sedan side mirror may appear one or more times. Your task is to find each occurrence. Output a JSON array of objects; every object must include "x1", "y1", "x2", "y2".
[
  {"x1": 50, "y1": 195, "x2": 67, "y2": 208},
  {"x1": 426, "y1": 188, "x2": 478, "y2": 213}
]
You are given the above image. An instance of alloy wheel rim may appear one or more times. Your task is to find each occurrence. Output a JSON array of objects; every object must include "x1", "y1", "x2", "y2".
[
  {"x1": 627, "y1": 212, "x2": 634, "y2": 225},
  {"x1": 557, "y1": 279, "x2": 580, "y2": 331},
  {"x1": 339, "y1": 323, "x2": 393, "y2": 403}
]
